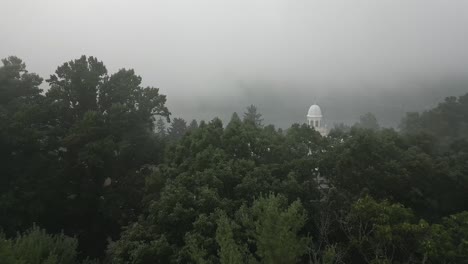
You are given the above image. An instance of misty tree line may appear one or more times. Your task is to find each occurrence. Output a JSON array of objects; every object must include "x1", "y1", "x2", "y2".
[{"x1": 1, "y1": 55, "x2": 468, "y2": 264}]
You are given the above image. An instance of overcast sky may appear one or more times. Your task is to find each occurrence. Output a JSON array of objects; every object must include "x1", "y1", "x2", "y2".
[{"x1": 2, "y1": 0, "x2": 468, "y2": 127}]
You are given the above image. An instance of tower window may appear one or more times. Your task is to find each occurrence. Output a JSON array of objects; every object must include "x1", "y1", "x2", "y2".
[{"x1": 315, "y1": 120, "x2": 319, "y2": 127}]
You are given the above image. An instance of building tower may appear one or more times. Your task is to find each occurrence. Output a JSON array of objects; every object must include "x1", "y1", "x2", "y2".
[{"x1": 307, "y1": 104, "x2": 328, "y2": 136}]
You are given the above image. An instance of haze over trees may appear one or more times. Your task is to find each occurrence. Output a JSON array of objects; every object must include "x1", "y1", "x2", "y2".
[{"x1": 1, "y1": 56, "x2": 468, "y2": 263}]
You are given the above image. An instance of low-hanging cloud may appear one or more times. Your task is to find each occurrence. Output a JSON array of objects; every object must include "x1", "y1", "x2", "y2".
[{"x1": 2, "y1": 0, "x2": 468, "y2": 127}]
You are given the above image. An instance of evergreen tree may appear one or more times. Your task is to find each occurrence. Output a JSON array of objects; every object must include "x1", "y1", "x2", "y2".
[
  {"x1": 0, "y1": 56, "x2": 55, "y2": 236},
  {"x1": 215, "y1": 212, "x2": 245, "y2": 264},
  {"x1": 243, "y1": 104, "x2": 263, "y2": 127},
  {"x1": 249, "y1": 193, "x2": 308, "y2": 264},
  {"x1": 188, "y1": 119, "x2": 199, "y2": 131},
  {"x1": 167, "y1": 117, "x2": 187, "y2": 141}
]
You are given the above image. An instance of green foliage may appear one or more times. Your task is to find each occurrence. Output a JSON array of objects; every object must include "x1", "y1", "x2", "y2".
[
  {"x1": 249, "y1": 193, "x2": 308, "y2": 264},
  {"x1": 0, "y1": 56, "x2": 43, "y2": 104},
  {"x1": 215, "y1": 212, "x2": 244, "y2": 264},
  {"x1": 47, "y1": 55, "x2": 107, "y2": 119},
  {"x1": 188, "y1": 119, "x2": 199, "y2": 131},
  {"x1": 167, "y1": 117, "x2": 187, "y2": 141},
  {"x1": 400, "y1": 93, "x2": 468, "y2": 151},
  {"x1": 355, "y1": 112, "x2": 380, "y2": 130},
  {"x1": 3, "y1": 55, "x2": 468, "y2": 263},
  {"x1": 0, "y1": 57, "x2": 54, "y2": 236},
  {"x1": 214, "y1": 194, "x2": 308, "y2": 264},
  {"x1": 109, "y1": 114, "x2": 320, "y2": 262},
  {"x1": 243, "y1": 104, "x2": 263, "y2": 127},
  {"x1": 0, "y1": 225, "x2": 84, "y2": 264},
  {"x1": 423, "y1": 211, "x2": 468, "y2": 263},
  {"x1": 343, "y1": 196, "x2": 428, "y2": 263},
  {"x1": 321, "y1": 245, "x2": 338, "y2": 264},
  {"x1": 155, "y1": 117, "x2": 167, "y2": 136},
  {"x1": 0, "y1": 56, "x2": 170, "y2": 259},
  {"x1": 328, "y1": 123, "x2": 351, "y2": 138}
]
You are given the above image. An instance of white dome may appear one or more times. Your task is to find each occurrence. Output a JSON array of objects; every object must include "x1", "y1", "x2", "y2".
[{"x1": 307, "y1": 104, "x2": 322, "y2": 117}]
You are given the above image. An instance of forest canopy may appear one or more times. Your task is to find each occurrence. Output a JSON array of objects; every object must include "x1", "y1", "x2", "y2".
[{"x1": 1, "y1": 56, "x2": 468, "y2": 264}]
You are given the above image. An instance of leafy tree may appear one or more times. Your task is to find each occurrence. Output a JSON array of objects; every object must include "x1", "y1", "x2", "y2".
[
  {"x1": 213, "y1": 194, "x2": 308, "y2": 264},
  {"x1": 355, "y1": 112, "x2": 379, "y2": 130},
  {"x1": 400, "y1": 93, "x2": 468, "y2": 151},
  {"x1": 321, "y1": 128, "x2": 407, "y2": 200},
  {"x1": 321, "y1": 245, "x2": 340, "y2": 264},
  {"x1": 285, "y1": 123, "x2": 323, "y2": 159},
  {"x1": 0, "y1": 57, "x2": 59, "y2": 237},
  {"x1": 328, "y1": 123, "x2": 351, "y2": 139},
  {"x1": 47, "y1": 55, "x2": 107, "y2": 123},
  {"x1": 399, "y1": 112, "x2": 423, "y2": 134},
  {"x1": 106, "y1": 222, "x2": 172, "y2": 264},
  {"x1": 342, "y1": 196, "x2": 428, "y2": 263},
  {"x1": 248, "y1": 193, "x2": 308, "y2": 264},
  {"x1": 423, "y1": 211, "x2": 468, "y2": 263},
  {"x1": 0, "y1": 225, "x2": 92, "y2": 264},
  {"x1": 22, "y1": 55, "x2": 171, "y2": 258},
  {"x1": 0, "y1": 56, "x2": 43, "y2": 104}
]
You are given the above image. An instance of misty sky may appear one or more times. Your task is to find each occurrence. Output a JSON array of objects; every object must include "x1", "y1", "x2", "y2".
[{"x1": 2, "y1": 0, "x2": 468, "y2": 127}]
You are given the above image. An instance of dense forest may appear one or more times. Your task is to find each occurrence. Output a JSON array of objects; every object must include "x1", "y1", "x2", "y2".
[{"x1": 1, "y1": 56, "x2": 468, "y2": 264}]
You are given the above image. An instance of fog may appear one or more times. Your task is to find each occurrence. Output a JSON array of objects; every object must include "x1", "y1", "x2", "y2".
[{"x1": 2, "y1": 0, "x2": 468, "y2": 127}]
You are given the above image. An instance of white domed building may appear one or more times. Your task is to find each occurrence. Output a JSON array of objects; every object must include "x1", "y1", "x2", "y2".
[{"x1": 307, "y1": 104, "x2": 328, "y2": 136}]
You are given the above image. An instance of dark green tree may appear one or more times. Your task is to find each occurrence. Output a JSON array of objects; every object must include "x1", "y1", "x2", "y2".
[
  {"x1": 400, "y1": 93, "x2": 468, "y2": 152},
  {"x1": 188, "y1": 119, "x2": 199, "y2": 131},
  {"x1": 155, "y1": 117, "x2": 167, "y2": 136},
  {"x1": 0, "y1": 225, "x2": 90, "y2": 264},
  {"x1": 167, "y1": 117, "x2": 187, "y2": 141},
  {"x1": 342, "y1": 196, "x2": 428, "y2": 263},
  {"x1": 43, "y1": 56, "x2": 170, "y2": 258},
  {"x1": 423, "y1": 211, "x2": 468, "y2": 263},
  {"x1": 243, "y1": 104, "x2": 263, "y2": 127},
  {"x1": 47, "y1": 55, "x2": 107, "y2": 124},
  {"x1": 215, "y1": 212, "x2": 245, "y2": 264},
  {"x1": 355, "y1": 112, "x2": 380, "y2": 130},
  {"x1": 0, "y1": 56, "x2": 43, "y2": 104},
  {"x1": 0, "y1": 56, "x2": 58, "y2": 236},
  {"x1": 248, "y1": 193, "x2": 308, "y2": 264}
]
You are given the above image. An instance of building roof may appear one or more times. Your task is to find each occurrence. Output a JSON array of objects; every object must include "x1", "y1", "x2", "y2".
[{"x1": 307, "y1": 104, "x2": 322, "y2": 118}]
